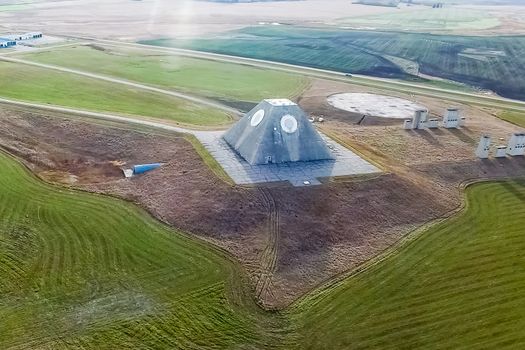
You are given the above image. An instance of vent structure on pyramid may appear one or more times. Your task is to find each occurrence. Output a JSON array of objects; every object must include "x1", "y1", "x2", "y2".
[{"x1": 223, "y1": 99, "x2": 335, "y2": 165}]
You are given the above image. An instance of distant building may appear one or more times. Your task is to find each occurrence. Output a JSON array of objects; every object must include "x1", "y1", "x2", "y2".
[
  {"x1": 25, "y1": 32, "x2": 43, "y2": 39},
  {"x1": 0, "y1": 38, "x2": 16, "y2": 48},
  {"x1": 3, "y1": 32, "x2": 43, "y2": 41}
]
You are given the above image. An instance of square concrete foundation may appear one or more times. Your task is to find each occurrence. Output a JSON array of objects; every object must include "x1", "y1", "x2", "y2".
[{"x1": 194, "y1": 130, "x2": 380, "y2": 187}]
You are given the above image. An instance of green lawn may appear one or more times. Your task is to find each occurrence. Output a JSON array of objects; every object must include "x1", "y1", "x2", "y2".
[
  {"x1": 0, "y1": 151, "x2": 283, "y2": 349},
  {"x1": 1, "y1": 149, "x2": 525, "y2": 349},
  {"x1": 19, "y1": 45, "x2": 309, "y2": 103},
  {"x1": 338, "y1": 8, "x2": 500, "y2": 33},
  {"x1": 290, "y1": 180, "x2": 525, "y2": 349},
  {"x1": 0, "y1": 61, "x2": 232, "y2": 127},
  {"x1": 499, "y1": 111, "x2": 525, "y2": 128}
]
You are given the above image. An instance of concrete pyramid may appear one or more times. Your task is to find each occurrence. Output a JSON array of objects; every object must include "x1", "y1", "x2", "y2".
[{"x1": 223, "y1": 99, "x2": 334, "y2": 165}]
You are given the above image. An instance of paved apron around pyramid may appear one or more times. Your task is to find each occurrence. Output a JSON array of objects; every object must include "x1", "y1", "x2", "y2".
[
  {"x1": 223, "y1": 99, "x2": 334, "y2": 165},
  {"x1": 193, "y1": 99, "x2": 381, "y2": 187}
]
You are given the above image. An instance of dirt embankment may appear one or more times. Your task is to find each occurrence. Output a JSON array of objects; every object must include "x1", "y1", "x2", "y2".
[{"x1": 1, "y1": 102, "x2": 524, "y2": 308}]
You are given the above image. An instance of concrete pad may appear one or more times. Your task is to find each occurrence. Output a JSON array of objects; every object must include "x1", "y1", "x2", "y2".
[
  {"x1": 194, "y1": 130, "x2": 380, "y2": 187},
  {"x1": 327, "y1": 93, "x2": 427, "y2": 119}
]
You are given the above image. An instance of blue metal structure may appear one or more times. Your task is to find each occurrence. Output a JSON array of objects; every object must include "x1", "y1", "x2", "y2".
[{"x1": 132, "y1": 163, "x2": 162, "y2": 175}]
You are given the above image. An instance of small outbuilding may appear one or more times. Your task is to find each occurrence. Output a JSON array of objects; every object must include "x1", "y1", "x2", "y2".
[{"x1": 495, "y1": 146, "x2": 507, "y2": 158}]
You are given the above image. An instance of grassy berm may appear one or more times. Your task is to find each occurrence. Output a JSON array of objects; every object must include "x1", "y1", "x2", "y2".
[{"x1": 1, "y1": 149, "x2": 525, "y2": 349}]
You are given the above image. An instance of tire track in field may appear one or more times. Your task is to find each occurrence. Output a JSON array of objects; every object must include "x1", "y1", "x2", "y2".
[{"x1": 254, "y1": 188, "x2": 280, "y2": 305}]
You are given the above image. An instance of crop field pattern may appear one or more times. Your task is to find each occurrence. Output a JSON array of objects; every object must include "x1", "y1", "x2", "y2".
[
  {"x1": 1, "y1": 148, "x2": 525, "y2": 349},
  {"x1": 146, "y1": 26, "x2": 525, "y2": 100},
  {"x1": 338, "y1": 8, "x2": 499, "y2": 32}
]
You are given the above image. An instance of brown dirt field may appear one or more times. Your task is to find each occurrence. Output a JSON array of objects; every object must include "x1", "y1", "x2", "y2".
[
  {"x1": 0, "y1": 0, "x2": 398, "y2": 41},
  {"x1": 1, "y1": 96, "x2": 524, "y2": 309}
]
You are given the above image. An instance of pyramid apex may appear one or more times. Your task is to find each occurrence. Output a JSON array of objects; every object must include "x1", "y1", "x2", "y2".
[{"x1": 264, "y1": 99, "x2": 297, "y2": 107}]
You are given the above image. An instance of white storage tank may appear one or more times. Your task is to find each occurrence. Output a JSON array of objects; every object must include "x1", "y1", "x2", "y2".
[
  {"x1": 442, "y1": 108, "x2": 459, "y2": 129},
  {"x1": 495, "y1": 146, "x2": 507, "y2": 158},
  {"x1": 506, "y1": 132, "x2": 525, "y2": 156},
  {"x1": 403, "y1": 119, "x2": 413, "y2": 130},
  {"x1": 475, "y1": 135, "x2": 491, "y2": 159},
  {"x1": 459, "y1": 117, "x2": 466, "y2": 127}
]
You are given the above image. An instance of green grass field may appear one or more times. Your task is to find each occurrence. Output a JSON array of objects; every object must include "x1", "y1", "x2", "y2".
[
  {"x1": 1, "y1": 146, "x2": 525, "y2": 348},
  {"x1": 0, "y1": 151, "x2": 283, "y2": 349},
  {"x1": 148, "y1": 26, "x2": 525, "y2": 100},
  {"x1": 19, "y1": 45, "x2": 309, "y2": 104},
  {"x1": 339, "y1": 8, "x2": 499, "y2": 33},
  {"x1": 499, "y1": 111, "x2": 525, "y2": 128},
  {"x1": 0, "y1": 61, "x2": 231, "y2": 127},
  {"x1": 290, "y1": 180, "x2": 525, "y2": 349}
]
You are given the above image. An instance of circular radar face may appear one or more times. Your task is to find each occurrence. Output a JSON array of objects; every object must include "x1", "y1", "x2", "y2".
[
  {"x1": 250, "y1": 109, "x2": 265, "y2": 127},
  {"x1": 280, "y1": 114, "x2": 298, "y2": 134}
]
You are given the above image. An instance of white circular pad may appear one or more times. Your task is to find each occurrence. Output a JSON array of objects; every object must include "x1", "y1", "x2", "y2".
[
  {"x1": 250, "y1": 109, "x2": 265, "y2": 127},
  {"x1": 280, "y1": 114, "x2": 298, "y2": 134},
  {"x1": 327, "y1": 93, "x2": 427, "y2": 119}
]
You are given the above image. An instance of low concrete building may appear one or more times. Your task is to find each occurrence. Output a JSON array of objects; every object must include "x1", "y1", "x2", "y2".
[
  {"x1": 24, "y1": 32, "x2": 43, "y2": 39},
  {"x1": 442, "y1": 108, "x2": 460, "y2": 129},
  {"x1": 411, "y1": 109, "x2": 428, "y2": 129},
  {"x1": 475, "y1": 135, "x2": 491, "y2": 159},
  {"x1": 506, "y1": 132, "x2": 525, "y2": 156},
  {"x1": 4, "y1": 32, "x2": 43, "y2": 41},
  {"x1": 495, "y1": 146, "x2": 507, "y2": 158},
  {"x1": 0, "y1": 38, "x2": 16, "y2": 48},
  {"x1": 427, "y1": 118, "x2": 439, "y2": 129}
]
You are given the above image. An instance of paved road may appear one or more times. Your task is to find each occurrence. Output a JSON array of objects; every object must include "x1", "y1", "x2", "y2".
[
  {"x1": 0, "y1": 55, "x2": 241, "y2": 116},
  {"x1": 0, "y1": 97, "x2": 197, "y2": 134}
]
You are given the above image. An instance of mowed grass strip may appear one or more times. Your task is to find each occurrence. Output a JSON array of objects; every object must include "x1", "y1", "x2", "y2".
[
  {"x1": 0, "y1": 61, "x2": 231, "y2": 126},
  {"x1": 499, "y1": 111, "x2": 525, "y2": 128},
  {"x1": 0, "y1": 151, "x2": 283, "y2": 349},
  {"x1": 19, "y1": 45, "x2": 310, "y2": 103},
  {"x1": 290, "y1": 180, "x2": 525, "y2": 349}
]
